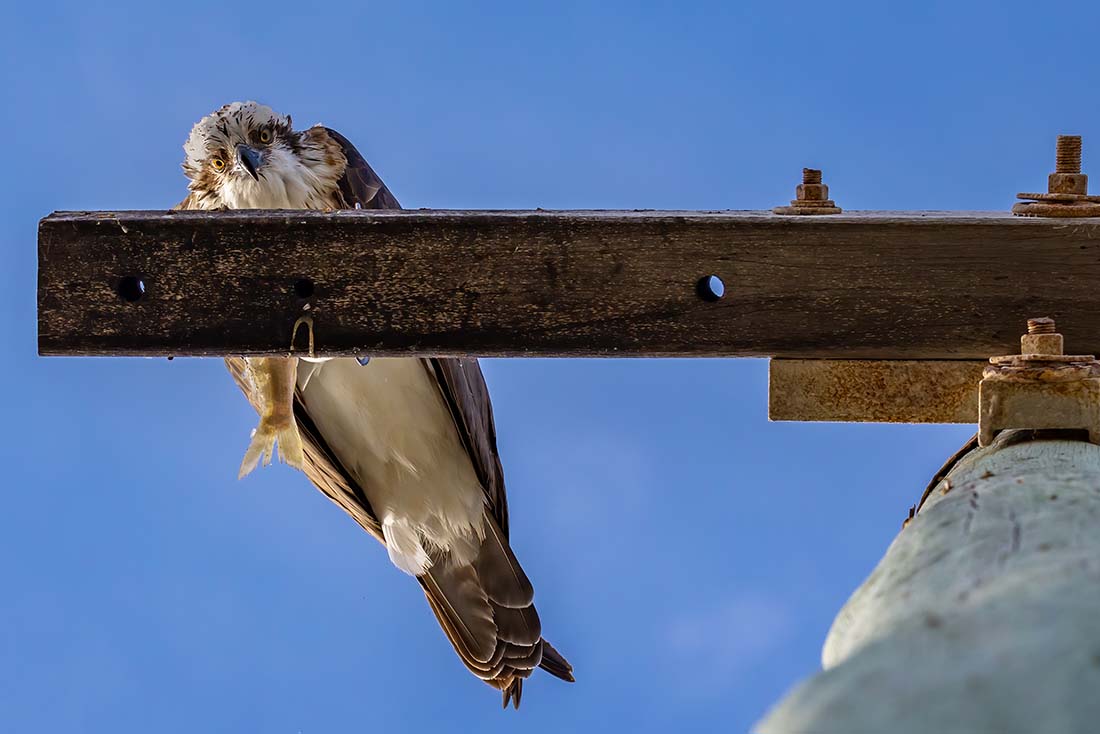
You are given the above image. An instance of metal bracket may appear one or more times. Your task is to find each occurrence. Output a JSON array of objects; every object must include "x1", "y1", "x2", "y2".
[
  {"x1": 978, "y1": 318, "x2": 1100, "y2": 446},
  {"x1": 770, "y1": 318, "x2": 1100, "y2": 436}
]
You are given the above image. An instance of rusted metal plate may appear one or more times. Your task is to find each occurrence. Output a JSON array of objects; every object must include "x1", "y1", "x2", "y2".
[{"x1": 768, "y1": 359, "x2": 985, "y2": 423}]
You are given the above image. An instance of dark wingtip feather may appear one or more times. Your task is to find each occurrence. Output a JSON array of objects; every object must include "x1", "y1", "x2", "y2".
[
  {"x1": 502, "y1": 679, "x2": 523, "y2": 709},
  {"x1": 538, "y1": 640, "x2": 575, "y2": 682}
]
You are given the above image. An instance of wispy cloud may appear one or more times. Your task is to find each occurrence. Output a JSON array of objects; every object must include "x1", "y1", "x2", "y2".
[
  {"x1": 665, "y1": 592, "x2": 796, "y2": 687},
  {"x1": 525, "y1": 427, "x2": 656, "y2": 525}
]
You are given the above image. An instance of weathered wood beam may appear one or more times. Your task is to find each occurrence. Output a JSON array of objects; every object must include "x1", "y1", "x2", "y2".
[{"x1": 37, "y1": 209, "x2": 1100, "y2": 358}]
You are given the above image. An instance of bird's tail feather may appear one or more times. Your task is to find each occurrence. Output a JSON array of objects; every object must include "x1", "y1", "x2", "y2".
[{"x1": 417, "y1": 513, "x2": 573, "y2": 708}]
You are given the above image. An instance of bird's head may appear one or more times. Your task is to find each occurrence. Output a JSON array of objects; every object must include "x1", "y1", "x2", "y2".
[{"x1": 181, "y1": 101, "x2": 346, "y2": 209}]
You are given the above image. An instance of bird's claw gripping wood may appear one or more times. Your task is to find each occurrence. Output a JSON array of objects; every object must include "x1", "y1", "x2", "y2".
[{"x1": 237, "y1": 316, "x2": 314, "y2": 479}]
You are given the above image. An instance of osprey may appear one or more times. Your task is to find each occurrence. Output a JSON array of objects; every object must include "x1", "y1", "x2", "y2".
[{"x1": 176, "y1": 102, "x2": 573, "y2": 708}]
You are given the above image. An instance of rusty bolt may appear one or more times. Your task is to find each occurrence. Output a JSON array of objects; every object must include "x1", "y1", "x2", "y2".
[
  {"x1": 1013, "y1": 135, "x2": 1100, "y2": 217},
  {"x1": 773, "y1": 168, "x2": 842, "y2": 215},
  {"x1": 1028, "y1": 317, "x2": 1057, "y2": 335},
  {"x1": 989, "y1": 317, "x2": 1094, "y2": 374},
  {"x1": 796, "y1": 169, "x2": 830, "y2": 202},
  {"x1": 1022, "y1": 317, "x2": 1062, "y2": 356},
  {"x1": 1056, "y1": 136, "x2": 1082, "y2": 173},
  {"x1": 1049, "y1": 136, "x2": 1087, "y2": 195}
]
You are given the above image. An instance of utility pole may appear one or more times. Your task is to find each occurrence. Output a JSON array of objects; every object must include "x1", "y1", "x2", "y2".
[{"x1": 757, "y1": 321, "x2": 1100, "y2": 733}]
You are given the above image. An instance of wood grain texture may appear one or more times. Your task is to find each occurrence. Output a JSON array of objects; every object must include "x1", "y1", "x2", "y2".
[
  {"x1": 757, "y1": 432, "x2": 1100, "y2": 732},
  {"x1": 36, "y1": 209, "x2": 1100, "y2": 357}
]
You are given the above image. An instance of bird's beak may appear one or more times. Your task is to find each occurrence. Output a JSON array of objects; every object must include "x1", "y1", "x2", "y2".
[{"x1": 236, "y1": 144, "x2": 262, "y2": 180}]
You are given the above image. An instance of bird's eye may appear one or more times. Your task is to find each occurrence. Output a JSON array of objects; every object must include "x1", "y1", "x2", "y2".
[
  {"x1": 258, "y1": 129, "x2": 272, "y2": 144},
  {"x1": 211, "y1": 157, "x2": 226, "y2": 171}
]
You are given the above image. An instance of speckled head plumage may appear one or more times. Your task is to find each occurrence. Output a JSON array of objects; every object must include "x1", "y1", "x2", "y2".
[{"x1": 178, "y1": 101, "x2": 347, "y2": 210}]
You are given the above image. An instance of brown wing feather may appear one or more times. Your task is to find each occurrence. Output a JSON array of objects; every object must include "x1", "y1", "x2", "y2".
[
  {"x1": 322, "y1": 127, "x2": 401, "y2": 210},
  {"x1": 423, "y1": 358, "x2": 511, "y2": 535},
  {"x1": 224, "y1": 127, "x2": 572, "y2": 702}
]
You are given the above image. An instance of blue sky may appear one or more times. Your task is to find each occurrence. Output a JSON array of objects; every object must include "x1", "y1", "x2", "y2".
[{"x1": 3, "y1": 1, "x2": 1099, "y2": 731}]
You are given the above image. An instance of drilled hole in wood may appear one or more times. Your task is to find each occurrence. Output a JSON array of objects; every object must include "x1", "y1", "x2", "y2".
[
  {"x1": 117, "y1": 276, "x2": 145, "y2": 302},
  {"x1": 294, "y1": 278, "x2": 315, "y2": 299},
  {"x1": 696, "y1": 275, "x2": 725, "y2": 302}
]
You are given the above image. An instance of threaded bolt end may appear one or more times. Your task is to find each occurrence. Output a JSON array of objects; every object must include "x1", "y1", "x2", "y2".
[
  {"x1": 1027, "y1": 317, "x2": 1056, "y2": 334},
  {"x1": 1055, "y1": 135, "x2": 1082, "y2": 174},
  {"x1": 802, "y1": 168, "x2": 822, "y2": 185}
]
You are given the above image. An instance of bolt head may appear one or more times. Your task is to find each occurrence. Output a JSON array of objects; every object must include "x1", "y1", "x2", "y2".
[
  {"x1": 1049, "y1": 172, "x2": 1088, "y2": 195},
  {"x1": 796, "y1": 183, "x2": 830, "y2": 201},
  {"x1": 1021, "y1": 333, "x2": 1063, "y2": 356}
]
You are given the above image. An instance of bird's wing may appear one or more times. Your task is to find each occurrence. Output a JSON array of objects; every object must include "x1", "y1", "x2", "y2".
[
  {"x1": 321, "y1": 127, "x2": 401, "y2": 210},
  {"x1": 423, "y1": 358, "x2": 511, "y2": 534}
]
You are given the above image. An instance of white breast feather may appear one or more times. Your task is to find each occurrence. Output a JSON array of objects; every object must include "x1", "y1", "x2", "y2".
[
  {"x1": 297, "y1": 358, "x2": 487, "y2": 575},
  {"x1": 219, "y1": 146, "x2": 338, "y2": 210}
]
